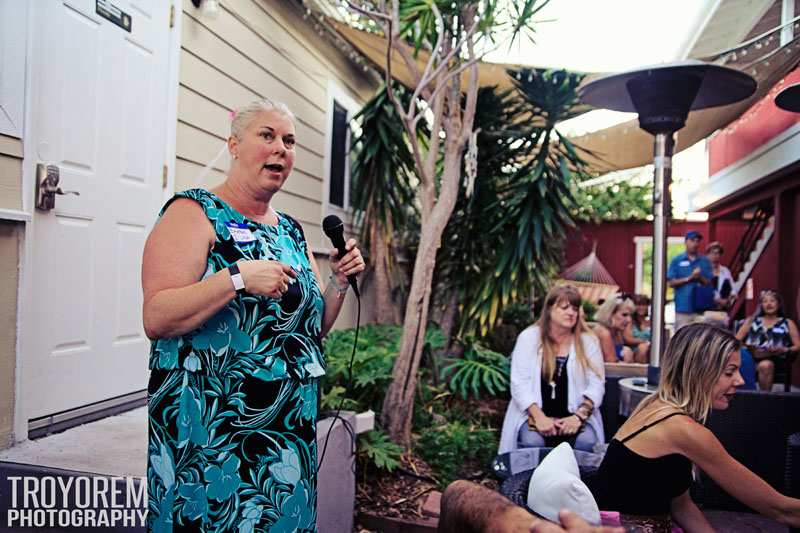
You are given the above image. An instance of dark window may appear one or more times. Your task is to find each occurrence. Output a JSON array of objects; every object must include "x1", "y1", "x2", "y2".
[{"x1": 329, "y1": 100, "x2": 348, "y2": 208}]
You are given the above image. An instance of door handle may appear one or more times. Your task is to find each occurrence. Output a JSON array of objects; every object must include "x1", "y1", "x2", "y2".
[{"x1": 35, "y1": 163, "x2": 80, "y2": 211}]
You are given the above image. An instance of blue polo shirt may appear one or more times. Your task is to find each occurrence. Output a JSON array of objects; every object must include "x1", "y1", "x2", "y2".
[{"x1": 667, "y1": 252, "x2": 713, "y2": 313}]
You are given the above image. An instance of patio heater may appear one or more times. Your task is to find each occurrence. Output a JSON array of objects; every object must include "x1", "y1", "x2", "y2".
[{"x1": 580, "y1": 60, "x2": 756, "y2": 385}]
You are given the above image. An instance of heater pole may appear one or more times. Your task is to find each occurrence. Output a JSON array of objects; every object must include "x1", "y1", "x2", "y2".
[{"x1": 648, "y1": 132, "x2": 674, "y2": 384}]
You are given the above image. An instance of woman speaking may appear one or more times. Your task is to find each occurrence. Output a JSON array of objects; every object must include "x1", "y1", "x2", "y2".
[{"x1": 141, "y1": 99, "x2": 364, "y2": 532}]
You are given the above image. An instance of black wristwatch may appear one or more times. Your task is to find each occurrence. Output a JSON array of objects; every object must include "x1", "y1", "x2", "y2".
[{"x1": 228, "y1": 263, "x2": 246, "y2": 295}]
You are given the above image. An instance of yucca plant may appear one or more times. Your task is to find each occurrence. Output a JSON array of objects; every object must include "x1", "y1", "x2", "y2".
[
  {"x1": 436, "y1": 68, "x2": 592, "y2": 339},
  {"x1": 350, "y1": 85, "x2": 420, "y2": 324}
]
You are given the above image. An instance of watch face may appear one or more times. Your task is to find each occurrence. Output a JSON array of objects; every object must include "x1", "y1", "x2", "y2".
[{"x1": 231, "y1": 273, "x2": 245, "y2": 291}]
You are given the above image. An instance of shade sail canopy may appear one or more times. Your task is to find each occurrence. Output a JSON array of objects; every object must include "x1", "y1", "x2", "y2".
[
  {"x1": 327, "y1": 19, "x2": 594, "y2": 113},
  {"x1": 328, "y1": 19, "x2": 800, "y2": 173}
]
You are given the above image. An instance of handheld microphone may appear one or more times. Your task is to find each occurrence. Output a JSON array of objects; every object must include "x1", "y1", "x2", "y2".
[{"x1": 322, "y1": 214, "x2": 360, "y2": 298}]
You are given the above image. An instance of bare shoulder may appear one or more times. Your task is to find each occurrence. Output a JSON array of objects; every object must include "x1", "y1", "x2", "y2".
[
  {"x1": 142, "y1": 198, "x2": 215, "y2": 295},
  {"x1": 150, "y1": 198, "x2": 214, "y2": 243},
  {"x1": 666, "y1": 414, "x2": 718, "y2": 454},
  {"x1": 593, "y1": 324, "x2": 611, "y2": 340}
]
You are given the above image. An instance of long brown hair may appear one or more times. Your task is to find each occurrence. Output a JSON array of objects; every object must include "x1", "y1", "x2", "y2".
[
  {"x1": 536, "y1": 285, "x2": 600, "y2": 382},
  {"x1": 633, "y1": 323, "x2": 741, "y2": 423}
]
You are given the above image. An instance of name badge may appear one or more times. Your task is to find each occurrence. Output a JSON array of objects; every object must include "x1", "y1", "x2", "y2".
[
  {"x1": 226, "y1": 222, "x2": 256, "y2": 243},
  {"x1": 679, "y1": 260, "x2": 691, "y2": 267}
]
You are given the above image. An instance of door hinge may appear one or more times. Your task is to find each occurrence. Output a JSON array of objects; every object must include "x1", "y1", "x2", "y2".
[
  {"x1": 162, "y1": 164, "x2": 169, "y2": 189},
  {"x1": 169, "y1": 5, "x2": 175, "y2": 28}
]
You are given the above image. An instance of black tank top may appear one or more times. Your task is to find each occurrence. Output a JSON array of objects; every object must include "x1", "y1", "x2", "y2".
[{"x1": 586, "y1": 412, "x2": 693, "y2": 515}]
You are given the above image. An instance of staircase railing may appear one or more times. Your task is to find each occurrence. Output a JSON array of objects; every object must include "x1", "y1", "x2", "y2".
[{"x1": 727, "y1": 204, "x2": 771, "y2": 284}]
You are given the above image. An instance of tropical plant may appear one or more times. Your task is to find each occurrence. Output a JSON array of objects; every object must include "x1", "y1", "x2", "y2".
[
  {"x1": 358, "y1": 429, "x2": 403, "y2": 472},
  {"x1": 350, "y1": 85, "x2": 420, "y2": 323},
  {"x1": 342, "y1": 0, "x2": 550, "y2": 444},
  {"x1": 441, "y1": 337, "x2": 509, "y2": 400},
  {"x1": 415, "y1": 421, "x2": 498, "y2": 487},
  {"x1": 436, "y1": 69, "x2": 590, "y2": 339},
  {"x1": 320, "y1": 324, "x2": 446, "y2": 415}
]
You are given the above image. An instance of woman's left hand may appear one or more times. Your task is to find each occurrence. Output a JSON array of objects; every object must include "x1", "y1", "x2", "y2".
[
  {"x1": 555, "y1": 415, "x2": 582, "y2": 436},
  {"x1": 330, "y1": 238, "x2": 365, "y2": 286}
]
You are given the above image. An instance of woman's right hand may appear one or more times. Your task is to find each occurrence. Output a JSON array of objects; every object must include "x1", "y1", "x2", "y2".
[
  {"x1": 535, "y1": 415, "x2": 558, "y2": 436},
  {"x1": 238, "y1": 260, "x2": 296, "y2": 298}
]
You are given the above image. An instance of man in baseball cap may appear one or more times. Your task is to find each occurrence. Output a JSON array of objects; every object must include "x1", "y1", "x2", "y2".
[{"x1": 667, "y1": 230, "x2": 714, "y2": 329}]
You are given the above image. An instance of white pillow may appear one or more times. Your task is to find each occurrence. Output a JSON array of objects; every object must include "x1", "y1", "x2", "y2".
[{"x1": 527, "y1": 442, "x2": 601, "y2": 525}]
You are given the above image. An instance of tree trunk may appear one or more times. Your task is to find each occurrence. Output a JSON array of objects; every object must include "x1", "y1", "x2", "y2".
[
  {"x1": 371, "y1": 224, "x2": 395, "y2": 324},
  {"x1": 439, "y1": 291, "x2": 459, "y2": 348},
  {"x1": 381, "y1": 129, "x2": 466, "y2": 444}
]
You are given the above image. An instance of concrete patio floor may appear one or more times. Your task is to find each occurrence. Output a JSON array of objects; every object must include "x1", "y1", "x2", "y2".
[{"x1": 0, "y1": 407, "x2": 147, "y2": 478}]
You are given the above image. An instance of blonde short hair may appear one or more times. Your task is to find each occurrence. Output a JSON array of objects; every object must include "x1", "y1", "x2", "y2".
[
  {"x1": 635, "y1": 323, "x2": 741, "y2": 423},
  {"x1": 231, "y1": 99, "x2": 295, "y2": 139},
  {"x1": 594, "y1": 296, "x2": 634, "y2": 330}
]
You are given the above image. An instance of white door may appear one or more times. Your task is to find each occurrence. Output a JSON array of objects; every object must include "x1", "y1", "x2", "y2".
[{"x1": 23, "y1": 0, "x2": 172, "y2": 420}]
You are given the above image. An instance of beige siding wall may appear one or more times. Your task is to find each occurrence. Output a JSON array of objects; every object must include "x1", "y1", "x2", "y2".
[
  {"x1": 0, "y1": 135, "x2": 23, "y2": 210},
  {"x1": 176, "y1": 0, "x2": 377, "y2": 327},
  {"x1": 0, "y1": 222, "x2": 20, "y2": 448},
  {"x1": 0, "y1": 132, "x2": 23, "y2": 448}
]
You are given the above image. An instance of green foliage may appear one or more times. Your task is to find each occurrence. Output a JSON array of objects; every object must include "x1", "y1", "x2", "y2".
[
  {"x1": 395, "y1": 0, "x2": 547, "y2": 54},
  {"x1": 582, "y1": 300, "x2": 598, "y2": 323},
  {"x1": 441, "y1": 338, "x2": 509, "y2": 399},
  {"x1": 321, "y1": 324, "x2": 399, "y2": 414},
  {"x1": 416, "y1": 421, "x2": 498, "y2": 487},
  {"x1": 572, "y1": 180, "x2": 652, "y2": 222},
  {"x1": 350, "y1": 85, "x2": 419, "y2": 249},
  {"x1": 641, "y1": 241, "x2": 686, "y2": 302},
  {"x1": 437, "y1": 69, "x2": 591, "y2": 338},
  {"x1": 483, "y1": 302, "x2": 535, "y2": 354},
  {"x1": 321, "y1": 324, "x2": 446, "y2": 414},
  {"x1": 358, "y1": 429, "x2": 403, "y2": 472}
]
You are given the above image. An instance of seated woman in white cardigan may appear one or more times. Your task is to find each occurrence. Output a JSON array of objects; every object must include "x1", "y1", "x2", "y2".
[{"x1": 499, "y1": 285, "x2": 605, "y2": 454}]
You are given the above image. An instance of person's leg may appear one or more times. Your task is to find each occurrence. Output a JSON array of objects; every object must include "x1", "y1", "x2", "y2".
[
  {"x1": 518, "y1": 423, "x2": 547, "y2": 448},
  {"x1": 756, "y1": 359, "x2": 775, "y2": 391},
  {"x1": 573, "y1": 424, "x2": 598, "y2": 452}
]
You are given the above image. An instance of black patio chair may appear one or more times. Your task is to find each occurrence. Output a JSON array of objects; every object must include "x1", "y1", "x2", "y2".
[{"x1": 694, "y1": 390, "x2": 800, "y2": 512}]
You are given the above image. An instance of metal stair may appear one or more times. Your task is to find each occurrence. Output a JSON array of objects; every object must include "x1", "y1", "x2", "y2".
[{"x1": 732, "y1": 216, "x2": 774, "y2": 296}]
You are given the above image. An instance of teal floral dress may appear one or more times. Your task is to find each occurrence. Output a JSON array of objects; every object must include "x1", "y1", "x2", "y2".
[{"x1": 147, "y1": 189, "x2": 325, "y2": 532}]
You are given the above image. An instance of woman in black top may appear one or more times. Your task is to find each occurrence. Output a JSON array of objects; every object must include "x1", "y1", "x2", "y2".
[{"x1": 587, "y1": 323, "x2": 800, "y2": 531}]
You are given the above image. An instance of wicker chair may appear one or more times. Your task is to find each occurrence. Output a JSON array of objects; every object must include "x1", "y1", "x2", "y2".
[{"x1": 695, "y1": 390, "x2": 800, "y2": 512}]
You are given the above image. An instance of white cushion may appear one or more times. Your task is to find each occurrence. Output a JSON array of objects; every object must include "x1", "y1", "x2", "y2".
[{"x1": 527, "y1": 442, "x2": 601, "y2": 525}]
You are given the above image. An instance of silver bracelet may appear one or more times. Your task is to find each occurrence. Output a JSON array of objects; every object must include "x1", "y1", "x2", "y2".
[{"x1": 328, "y1": 273, "x2": 348, "y2": 295}]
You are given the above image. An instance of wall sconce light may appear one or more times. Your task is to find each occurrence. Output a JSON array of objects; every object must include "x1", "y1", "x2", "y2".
[{"x1": 190, "y1": 0, "x2": 220, "y2": 19}]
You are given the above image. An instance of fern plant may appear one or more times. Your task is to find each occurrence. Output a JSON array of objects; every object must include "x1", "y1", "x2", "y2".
[
  {"x1": 357, "y1": 429, "x2": 403, "y2": 472},
  {"x1": 441, "y1": 337, "x2": 509, "y2": 400}
]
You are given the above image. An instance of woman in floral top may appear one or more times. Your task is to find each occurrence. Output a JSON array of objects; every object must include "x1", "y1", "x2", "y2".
[
  {"x1": 735, "y1": 289, "x2": 800, "y2": 391},
  {"x1": 141, "y1": 99, "x2": 364, "y2": 532}
]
